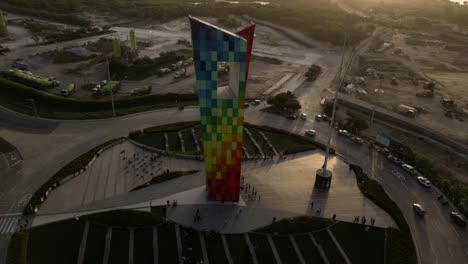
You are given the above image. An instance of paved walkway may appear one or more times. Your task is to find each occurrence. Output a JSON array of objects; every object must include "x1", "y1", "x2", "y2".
[{"x1": 35, "y1": 143, "x2": 396, "y2": 230}]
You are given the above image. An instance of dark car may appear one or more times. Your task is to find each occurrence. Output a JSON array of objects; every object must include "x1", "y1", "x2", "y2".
[
  {"x1": 286, "y1": 115, "x2": 297, "y2": 120},
  {"x1": 450, "y1": 212, "x2": 466, "y2": 227},
  {"x1": 321, "y1": 114, "x2": 329, "y2": 121}
]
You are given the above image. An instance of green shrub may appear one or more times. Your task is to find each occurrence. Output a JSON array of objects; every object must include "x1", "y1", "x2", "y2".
[
  {"x1": 131, "y1": 170, "x2": 199, "y2": 191},
  {"x1": 7, "y1": 231, "x2": 29, "y2": 264},
  {"x1": 143, "y1": 121, "x2": 200, "y2": 134},
  {"x1": 386, "y1": 228, "x2": 417, "y2": 264},
  {"x1": 24, "y1": 137, "x2": 122, "y2": 215},
  {"x1": 305, "y1": 64, "x2": 322, "y2": 81},
  {"x1": 128, "y1": 130, "x2": 142, "y2": 138},
  {"x1": 255, "y1": 216, "x2": 332, "y2": 235},
  {"x1": 267, "y1": 91, "x2": 301, "y2": 114},
  {"x1": 83, "y1": 209, "x2": 163, "y2": 227},
  {"x1": 350, "y1": 165, "x2": 409, "y2": 232},
  {"x1": 0, "y1": 77, "x2": 198, "y2": 119}
]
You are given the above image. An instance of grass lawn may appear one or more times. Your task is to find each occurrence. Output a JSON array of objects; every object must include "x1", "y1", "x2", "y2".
[
  {"x1": 331, "y1": 222, "x2": 385, "y2": 264},
  {"x1": 204, "y1": 232, "x2": 228, "y2": 264},
  {"x1": 225, "y1": 234, "x2": 254, "y2": 264},
  {"x1": 243, "y1": 131, "x2": 260, "y2": 157},
  {"x1": 263, "y1": 130, "x2": 316, "y2": 154},
  {"x1": 131, "y1": 170, "x2": 199, "y2": 191},
  {"x1": 248, "y1": 233, "x2": 276, "y2": 264},
  {"x1": 134, "y1": 133, "x2": 166, "y2": 150},
  {"x1": 28, "y1": 219, "x2": 84, "y2": 264},
  {"x1": 181, "y1": 129, "x2": 198, "y2": 154},
  {"x1": 313, "y1": 230, "x2": 346, "y2": 264},
  {"x1": 272, "y1": 235, "x2": 301, "y2": 264},
  {"x1": 180, "y1": 227, "x2": 204, "y2": 263},
  {"x1": 157, "y1": 223, "x2": 178, "y2": 264},
  {"x1": 83, "y1": 224, "x2": 107, "y2": 264},
  {"x1": 134, "y1": 228, "x2": 154, "y2": 264},
  {"x1": 249, "y1": 128, "x2": 275, "y2": 156},
  {"x1": 108, "y1": 228, "x2": 129, "y2": 264},
  {"x1": 255, "y1": 216, "x2": 331, "y2": 235},
  {"x1": 167, "y1": 132, "x2": 181, "y2": 152},
  {"x1": 294, "y1": 235, "x2": 324, "y2": 264}
]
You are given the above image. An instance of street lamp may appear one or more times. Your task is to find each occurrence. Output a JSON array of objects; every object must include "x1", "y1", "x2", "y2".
[
  {"x1": 106, "y1": 58, "x2": 116, "y2": 118},
  {"x1": 26, "y1": 98, "x2": 38, "y2": 117},
  {"x1": 315, "y1": 22, "x2": 355, "y2": 189}
]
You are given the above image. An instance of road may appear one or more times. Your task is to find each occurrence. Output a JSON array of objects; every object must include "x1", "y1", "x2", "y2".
[{"x1": 0, "y1": 101, "x2": 467, "y2": 263}]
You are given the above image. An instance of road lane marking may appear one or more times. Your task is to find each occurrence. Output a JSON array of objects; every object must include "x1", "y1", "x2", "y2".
[
  {"x1": 448, "y1": 247, "x2": 453, "y2": 257},
  {"x1": 450, "y1": 225, "x2": 460, "y2": 238},
  {"x1": 465, "y1": 248, "x2": 468, "y2": 256},
  {"x1": 401, "y1": 182, "x2": 409, "y2": 190}
]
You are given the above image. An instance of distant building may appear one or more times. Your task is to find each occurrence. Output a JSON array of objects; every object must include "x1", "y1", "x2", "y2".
[
  {"x1": 112, "y1": 38, "x2": 121, "y2": 58},
  {"x1": 0, "y1": 10, "x2": 7, "y2": 34},
  {"x1": 189, "y1": 16, "x2": 255, "y2": 201}
]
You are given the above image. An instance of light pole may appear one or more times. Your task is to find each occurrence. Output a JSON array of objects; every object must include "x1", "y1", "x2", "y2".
[
  {"x1": 106, "y1": 58, "x2": 116, "y2": 118},
  {"x1": 26, "y1": 98, "x2": 38, "y2": 117},
  {"x1": 316, "y1": 22, "x2": 355, "y2": 189}
]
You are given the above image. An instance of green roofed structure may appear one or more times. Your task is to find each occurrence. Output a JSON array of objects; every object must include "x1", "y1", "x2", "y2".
[
  {"x1": 0, "y1": 10, "x2": 7, "y2": 34},
  {"x1": 130, "y1": 30, "x2": 138, "y2": 54},
  {"x1": 112, "y1": 38, "x2": 121, "y2": 58}
]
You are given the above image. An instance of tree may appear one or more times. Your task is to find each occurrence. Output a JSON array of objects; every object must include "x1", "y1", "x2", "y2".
[
  {"x1": 344, "y1": 111, "x2": 368, "y2": 134},
  {"x1": 305, "y1": 64, "x2": 321, "y2": 81},
  {"x1": 267, "y1": 91, "x2": 301, "y2": 114},
  {"x1": 322, "y1": 101, "x2": 334, "y2": 116}
]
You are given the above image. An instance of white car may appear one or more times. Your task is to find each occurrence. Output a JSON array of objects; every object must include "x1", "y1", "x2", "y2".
[
  {"x1": 417, "y1": 176, "x2": 431, "y2": 187},
  {"x1": 413, "y1": 203, "x2": 426, "y2": 216},
  {"x1": 305, "y1": 129, "x2": 317, "y2": 137},
  {"x1": 300, "y1": 113, "x2": 307, "y2": 120},
  {"x1": 402, "y1": 163, "x2": 418, "y2": 175},
  {"x1": 338, "y1": 130, "x2": 351, "y2": 137}
]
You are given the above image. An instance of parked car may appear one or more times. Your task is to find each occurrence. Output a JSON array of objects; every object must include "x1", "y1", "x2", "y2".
[
  {"x1": 338, "y1": 130, "x2": 351, "y2": 137},
  {"x1": 286, "y1": 115, "x2": 297, "y2": 120},
  {"x1": 315, "y1": 114, "x2": 322, "y2": 121},
  {"x1": 254, "y1": 99, "x2": 261, "y2": 105},
  {"x1": 450, "y1": 212, "x2": 466, "y2": 227},
  {"x1": 244, "y1": 103, "x2": 250, "y2": 108},
  {"x1": 305, "y1": 129, "x2": 317, "y2": 137},
  {"x1": 300, "y1": 113, "x2": 307, "y2": 120},
  {"x1": 351, "y1": 136, "x2": 364, "y2": 145},
  {"x1": 402, "y1": 163, "x2": 418, "y2": 176},
  {"x1": 413, "y1": 203, "x2": 426, "y2": 216},
  {"x1": 387, "y1": 155, "x2": 402, "y2": 165},
  {"x1": 321, "y1": 114, "x2": 329, "y2": 121},
  {"x1": 61, "y1": 83, "x2": 75, "y2": 97},
  {"x1": 417, "y1": 176, "x2": 432, "y2": 187}
]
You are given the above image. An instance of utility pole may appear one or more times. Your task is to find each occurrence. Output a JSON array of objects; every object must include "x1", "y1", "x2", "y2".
[
  {"x1": 106, "y1": 58, "x2": 116, "y2": 118},
  {"x1": 26, "y1": 98, "x2": 38, "y2": 117},
  {"x1": 370, "y1": 78, "x2": 383, "y2": 128},
  {"x1": 322, "y1": 28, "x2": 349, "y2": 175}
]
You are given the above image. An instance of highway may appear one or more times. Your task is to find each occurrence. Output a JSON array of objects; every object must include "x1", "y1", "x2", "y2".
[{"x1": 0, "y1": 102, "x2": 467, "y2": 263}]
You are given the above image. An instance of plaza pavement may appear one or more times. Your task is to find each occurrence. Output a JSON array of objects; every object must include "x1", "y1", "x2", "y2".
[{"x1": 35, "y1": 143, "x2": 397, "y2": 230}]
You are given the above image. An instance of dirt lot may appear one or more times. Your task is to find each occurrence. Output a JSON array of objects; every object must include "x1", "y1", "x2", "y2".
[
  {"x1": 349, "y1": 27, "x2": 468, "y2": 143},
  {"x1": 3, "y1": 16, "x2": 328, "y2": 101}
]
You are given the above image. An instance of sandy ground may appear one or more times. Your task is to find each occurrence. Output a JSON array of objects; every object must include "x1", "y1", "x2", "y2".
[
  {"x1": 348, "y1": 28, "x2": 468, "y2": 143},
  {"x1": 2, "y1": 15, "x2": 337, "y2": 101}
]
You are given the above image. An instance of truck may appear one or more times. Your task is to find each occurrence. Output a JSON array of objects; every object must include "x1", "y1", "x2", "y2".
[
  {"x1": 131, "y1": 85, "x2": 152, "y2": 95},
  {"x1": 397, "y1": 104, "x2": 416, "y2": 117},
  {"x1": 3, "y1": 69, "x2": 59, "y2": 89},
  {"x1": 218, "y1": 62, "x2": 229, "y2": 74},
  {"x1": 93, "y1": 81, "x2": 120, "y2": 95},
  {"x1": 171, "y1": 61, "x2": 184, "y2": 70},
  {"x1": 61, "y1": 83, "x2": 76, "y2": 96},
  {"x1": 174, "y1": 68, "x2": 187, "y2": 79},
  {"x1": 159, "y1": 68, "x2": 171, "y2": 75},
  {"x1": 183, "y1": 57, "x2": 193, "y2": 66}
]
